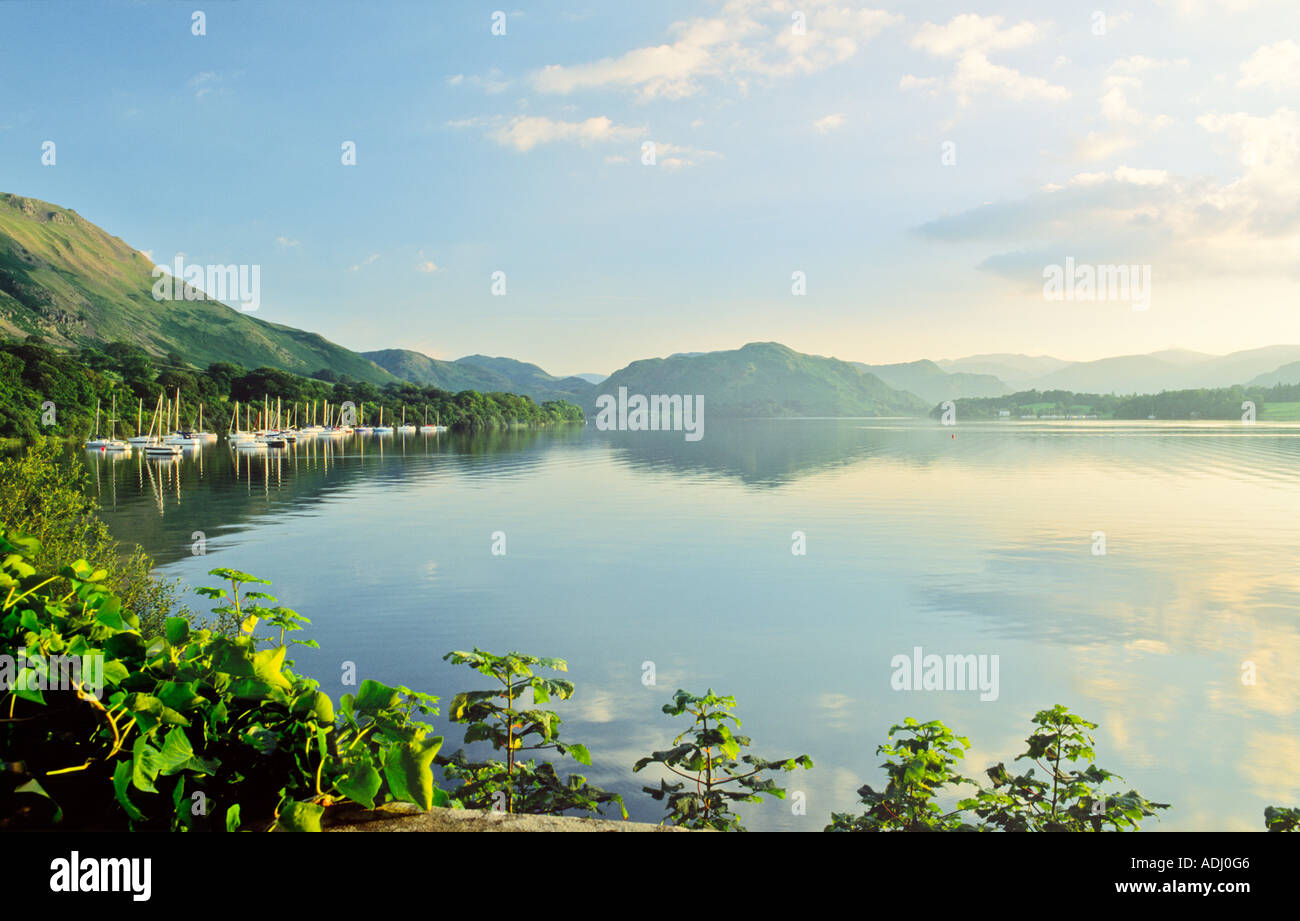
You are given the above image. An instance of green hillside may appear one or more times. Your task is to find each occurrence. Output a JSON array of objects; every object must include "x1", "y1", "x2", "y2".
[
  {"x1": 361, "y1": 349, "x2": 502, "y2": 391},
  {"x1": 0, "y1": 193, "x2": 394, "y2": 385},
  {"x1": 592, "y1": 342, "x2": 929, "y2": 417},
  {"x1": 1249, "y1": 360, "x2": 1300, "y2": 388},
  {"x1": 455, "y1": 354, "x2": 595, "y2": 404},
  {"x1": 364, "y1": 349, "x2": 596, "y2": 404}
]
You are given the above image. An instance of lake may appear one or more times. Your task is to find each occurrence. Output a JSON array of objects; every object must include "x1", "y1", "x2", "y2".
[{"x1": 80, "y1": 419, "x2": 1300, "y2": 831}]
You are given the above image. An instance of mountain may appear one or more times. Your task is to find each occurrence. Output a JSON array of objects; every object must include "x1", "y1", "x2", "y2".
[
  {"x1": 592, "y1": 342, "x2": 929, "y2": 417},
  {"x1": 1193, "y1": 346, "x2": 1300, "y2": 388},
  {"x1": 1249, "y1": 360, "x2": 1300, "y2": 387},
  {"x1": 455, "y1": 355, "x2": 596, "y2": 404},
  {"x1": 937, "y1": 353, "x2": 1071, "y2": 386},
  {"x1": 1027, "y1": 345, "x2": 1300, "y2": 394},
  {"x1": 852, "y1": 359, "x2": 1008, "y2": 404},
  {"x1": 1028, "y1": 354, "x2": 1185, "y2": 394},
  {"x1": 1145, "y1": 348, "x2": 1215, "y2": 366},
  {"x1": 571, "y1": 372, "x2": 607, "y2": 384},
  {"x1": 0, "y1": 193, "x2": 395, "y2": 384},
  {"x1": 936, "y1": 346, "x2": 1300, "y2": 394},
  {"x1": 362, "y1": 349, "x2": 596, "y2": 404},
  {"x1": 360, "y1": 348, "x2": 501, "y2": 391}
]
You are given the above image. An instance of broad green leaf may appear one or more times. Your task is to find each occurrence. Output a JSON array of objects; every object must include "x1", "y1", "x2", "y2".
[
  {"x1": 383, "y1": 735, "x2": 444, "y2": 810},
  {"x1": 352, "y1": 679, "x2": 402, "y2": 715},
  {"x1": 337, "y1": 765, "x2": 382, "y2": 810},
  {"x1": 277, "y1": 800, "x2": 324, "y2": 833},
  {"x1": 112, "y1": 760, "x2": 147, "y2": 822}
]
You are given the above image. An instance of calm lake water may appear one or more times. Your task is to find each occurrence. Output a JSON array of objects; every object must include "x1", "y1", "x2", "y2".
[{"x1": 81, "y1": 419, "x2": 1300, "y2": 831}]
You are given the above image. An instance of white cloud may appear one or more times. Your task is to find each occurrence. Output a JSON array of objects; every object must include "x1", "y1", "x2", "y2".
[
  {"x1": 188, "y1": 71, "x2": 231, "y2": 99},
  {"x1": 1238, "y1": 40, "x2": 1300, "y2": 90},
  {"x1": 911, "y1": 13, "x2": 1041, "y2": 56},
  {"x1": 350, "y1": 253, "x2": 380, "y2": 272},
  {"x1": 925, "y1": 107, "x2": 1300, "y2": 280},
  {"x1": 446, "y1": 69, "x2": 513, "y2": 94},
  {"x1": 904, "y1": 14, "x2": 1069, "y2": 106},
  {"x1": 649, "y1": 141, "x2": 723, "y2": 168},
  {"x1": 1109, "y1": 55, "x2": 1190, "y2": 77},
  {"x1": 1112, "y1": 165, "x2": 1170, "y2": 186},
  {"x1": 275, "y1": 236, "x2": 300, "y2": 249},
  {"x1": 451, "y1": 114, "x2": 643, "y2": 152},
  {"x1": 898, "y1": 74, "x2": 940, "y2": 93},
  {"x1": 532, "y1": 1, "x2": 900, "y2": 101},
  {"x1": 1075, "y1": 57, "x2": 1182, "y2": 162},
  {"x1": 813, "y1": 112, "x2": 847, "y2": 133},
  {"x1": 416, "y1": 261, "x2": 438, "y2": 273},
  {"x1": 1074, "y1": 132, "x2": 1137, "y2": 161}
]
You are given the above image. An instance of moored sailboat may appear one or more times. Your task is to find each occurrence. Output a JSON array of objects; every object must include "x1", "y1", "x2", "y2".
[
  {"x1": 143, "y1": 394, "x2": 183, "y2": 457},
  {"x1": 127, "y1": 397, "x2": 157, "y2": 445},
  {"x1": 84, "y1": 399, "x2": 109, "y2": 449}
]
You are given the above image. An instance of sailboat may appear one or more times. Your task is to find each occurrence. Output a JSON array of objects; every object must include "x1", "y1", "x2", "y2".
[
  {"x1": 84, "y1": 399, "x2": 110, "y2": 449},
  {"x1": 354, "y1": 402, "x2": 374, "y2": 436},
  {"x1": 323, "y1": 400, "x2": 351, "y2": 437},
  {"x1": 299, "y1": 401, "x2": 324, "y2": 437},
  {"x1": 101, "y1": 395, "x2": 131, "y2": 452},
  {"x1": 128, "y1": 397, "x2": 157, "y2": 445},
  {"x1": 397, "y1": 405, "x2": 416, "y2": 435},
  {"x1": 163, "y1": 389, "x2": 200, "y2": 446},
  {"x1": 228, "y1": 400, "x2": 264, "y2": 449},
  {"x1": 193, "y1": 403, "x2": 218, "y2": 442},
  {"x1": 143, "y1": 394, "x2": 183, "y2": 457},
  {"x1": 419, "y1": 405, "x2": 447, "y2": 434},
  {"x1": 373, "y1": 404, "x2": 393, "y2": 435}
]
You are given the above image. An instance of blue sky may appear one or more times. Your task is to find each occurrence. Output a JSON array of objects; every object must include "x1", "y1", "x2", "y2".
[{"x1": 2, "y1": 0, "x2": 1297, "y2": 375}]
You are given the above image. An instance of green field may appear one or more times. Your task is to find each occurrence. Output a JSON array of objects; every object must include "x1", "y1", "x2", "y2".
[{"x1": 1259, "y1": 401, "x2": 1300, "y2": 421}]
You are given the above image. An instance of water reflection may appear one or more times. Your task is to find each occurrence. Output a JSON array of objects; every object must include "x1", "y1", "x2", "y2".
[{"x1": 77, "y1": 419, "x2": 1300, "y2": 831}]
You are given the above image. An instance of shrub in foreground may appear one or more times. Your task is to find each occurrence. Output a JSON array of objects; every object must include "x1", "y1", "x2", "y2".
[
  {"x1": 0, "y1": 538, "x2": 448, "y2": 830},
  {"x1": 439, "y1": 648, "x2": 625, "y2": 819},
  {"x1": 635, "y1": 688, "x2": 813, "y2": 831},
  {"x1": 0, "y1": 443, "x2": 185, "y2": 638},
  {"x1": 827, "y1": 707, "x2": 1169, "y2": 832}
]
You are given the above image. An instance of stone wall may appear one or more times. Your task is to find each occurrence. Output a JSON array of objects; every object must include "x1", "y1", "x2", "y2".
[{"x1": 323, "y1": 802, "x2": 692, "y2": 832}]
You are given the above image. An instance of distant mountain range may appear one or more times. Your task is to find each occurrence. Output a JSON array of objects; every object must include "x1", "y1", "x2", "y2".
[
  {"x1": 937, "y1": 347, "x2": 1300, "y2": 394},
  {"x1": 852, "y1": 359, "x2": 1008, "y2": 403},
  {"x1": 7, "y1": 192, "x2": 1300, "y2": 418}
]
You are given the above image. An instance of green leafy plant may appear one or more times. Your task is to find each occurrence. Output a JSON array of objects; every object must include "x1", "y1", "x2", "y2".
[
  {"x1": 439, "y1": 648, "x2": 625, "y2": 818},
  {"x1": 828, "y1": 707, "x2": 1169, "y2": 832},
  {"x1": 0, "y1": 443, "x2": 186, "y2": 638},
  {"x1": 960, "y1": 705, "x2": 1169, "y2": 831},
  {"x1": 826, "y1": 717, "x2": 975, "y2": 832},
  {"x1": 0, "y1": 537, "x2": 448, "y2": 831},
  {"x1": 635, "y1": 688, "x2": 813, "y2": 831},
  {"x1": 1265, "y1": 806, "x2": 1300, "y2": 832}
]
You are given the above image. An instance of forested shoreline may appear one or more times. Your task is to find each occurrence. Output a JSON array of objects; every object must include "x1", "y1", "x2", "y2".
[
  {"x1": 0, "y1": 338, "x2": 585, "y2": 441},
  {"x1": 931, "y1": 384, "x2": 1300, "y2": 421}
]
